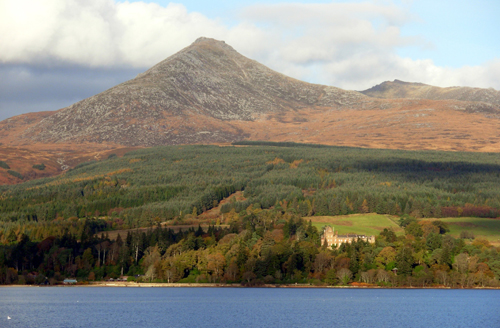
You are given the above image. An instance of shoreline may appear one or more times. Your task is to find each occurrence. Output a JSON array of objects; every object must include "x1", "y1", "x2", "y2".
[{"x1": 1, "y1": 282, "x2": 499, "y2": 289}]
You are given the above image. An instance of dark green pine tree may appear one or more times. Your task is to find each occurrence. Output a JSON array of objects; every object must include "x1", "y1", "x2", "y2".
[
  {"x1": 396, "y1": 247, "x2": 414, "y2": 276},
  {"x1": 349, "y1": 250, "x2": 360, "y2": 276}
]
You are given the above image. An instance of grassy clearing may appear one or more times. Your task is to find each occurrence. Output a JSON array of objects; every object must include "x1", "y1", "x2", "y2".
[
  {"x1": 306, "y1": 214, "x2": 500, "y2": 244},
  {"x1": 435, "y1": 217, "x2": 500, "y2": 243},
  {"x1": 306, "y1": 213, "x2": 403, "y2": 236}
]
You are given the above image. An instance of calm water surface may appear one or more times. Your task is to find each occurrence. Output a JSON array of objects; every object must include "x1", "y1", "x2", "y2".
[{"x1": 0, "y1": 287, "x2": 498, "y2": 327}]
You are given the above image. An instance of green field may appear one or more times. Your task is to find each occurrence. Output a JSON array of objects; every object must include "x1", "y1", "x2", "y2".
[
  {"x1": 307, "y1": 214, "x2": 500, "y2": 244},
  {"x1": 436, "y1": 217, "x2": 500, "y2": 243},
  {"x1": 306, "y1": 213, "x2": 404, "y2": 237}
]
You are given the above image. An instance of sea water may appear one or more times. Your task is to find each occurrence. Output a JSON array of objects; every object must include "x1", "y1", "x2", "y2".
[{"x1": 0, "y1": 287, "x2": 498, "y2": 328}]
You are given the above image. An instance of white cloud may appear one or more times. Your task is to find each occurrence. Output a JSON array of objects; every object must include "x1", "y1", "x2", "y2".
[
  {"x1": 0, "y1": 0, "x2": 499, "y2": 92},
  {"x1": 0, "y1": 0, "x2": 239, "y2": 67},
  {"x1": 236, "y1": 2, "x2": 500, "y2": 90}
]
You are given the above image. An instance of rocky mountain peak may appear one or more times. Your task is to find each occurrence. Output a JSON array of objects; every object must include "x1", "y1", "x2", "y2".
[
  {"x1": 19, "y1": 37, "x2": 364, "y2": 146},
  {"x1": 192, "y1": 36, "x2": 229, "y2": 47}
]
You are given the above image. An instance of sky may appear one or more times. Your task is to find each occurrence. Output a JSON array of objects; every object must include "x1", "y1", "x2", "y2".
[{"x1": 0, "y1": 0, "x2": 499, "y2": 121}]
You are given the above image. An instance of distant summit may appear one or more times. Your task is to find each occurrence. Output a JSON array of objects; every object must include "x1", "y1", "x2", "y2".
[{"x1": 361, "y1": 80, "x2": 500, "y2": 107}]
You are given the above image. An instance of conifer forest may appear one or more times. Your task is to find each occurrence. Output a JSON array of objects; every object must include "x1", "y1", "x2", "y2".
[{"x1": 1, "y1": 142, "x2": 499, "y2": 287}]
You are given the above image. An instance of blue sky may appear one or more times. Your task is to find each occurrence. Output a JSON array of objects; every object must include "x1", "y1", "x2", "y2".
[
  {"x1": 0, "y1": 0, "x2": 499, "y2": 121},
  {"x1": 395, "y1": 0, "x2": 500, "y2": 68}
]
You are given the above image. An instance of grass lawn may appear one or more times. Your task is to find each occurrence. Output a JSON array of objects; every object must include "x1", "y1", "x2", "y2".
[
  {"x1": 305, "y1": 213, "x2": 403, "y2": 237},
  {"x1": 434, "y1": 217, "x2": 500, "y2": 244}
]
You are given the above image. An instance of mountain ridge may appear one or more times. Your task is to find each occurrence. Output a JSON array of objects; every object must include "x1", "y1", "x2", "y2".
[{"x1": 361, "y1": 79, "x2": 500, "y2": 107}]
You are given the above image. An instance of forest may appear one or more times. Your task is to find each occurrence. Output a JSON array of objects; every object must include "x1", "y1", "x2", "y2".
[
  {"x1": 0, "y1": 142, "x2": 500, "y2": 286},
  {"x1": 0, "y1": 210, "x2": 498, "y2": 287}
]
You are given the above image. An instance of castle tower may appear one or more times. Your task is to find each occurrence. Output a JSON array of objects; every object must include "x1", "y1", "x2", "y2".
[{"x1": 321, "y1": 226, "x2": 335, "y2": 248}]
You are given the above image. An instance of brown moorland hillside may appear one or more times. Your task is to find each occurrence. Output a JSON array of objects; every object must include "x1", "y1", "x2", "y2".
[{"x1": 1, "y1": 37, "x2": 500, "y2": 184}]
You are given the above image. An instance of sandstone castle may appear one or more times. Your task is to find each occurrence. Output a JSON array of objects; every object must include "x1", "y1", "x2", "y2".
[{"x1": 321, "y1": 226, "x2": 375, "y2": 249}]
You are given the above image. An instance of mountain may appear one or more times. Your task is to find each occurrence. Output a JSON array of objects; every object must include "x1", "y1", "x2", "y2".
[
  {"x1": 15, "y1": 37, "x2": 365, "y2": 146},
  {"x1": 361, "y1": 79, "x2": 500, "y2": 107},
  {"x1": 1, "y1": 37, "x2": 500, "y2": 184}
]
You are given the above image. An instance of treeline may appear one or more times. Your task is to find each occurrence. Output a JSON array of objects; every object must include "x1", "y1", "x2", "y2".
[
  {"x1": 1, "y1": 209, "x2": 499, "y2": 288},
  {"x1": 3, "y1": 143, "x2": 500, "y2": 242},
  {"x1": 232, "y1": 140, "x2": 332, "y2": 148}
]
